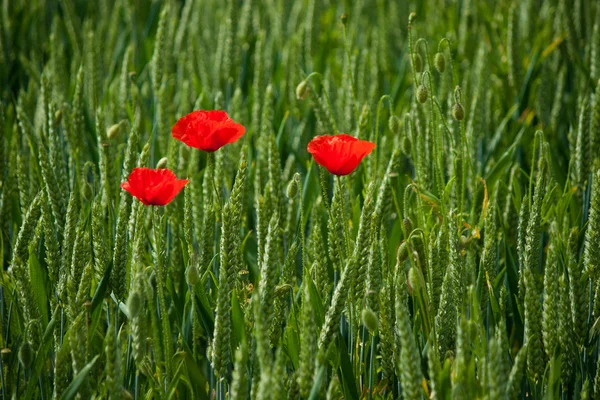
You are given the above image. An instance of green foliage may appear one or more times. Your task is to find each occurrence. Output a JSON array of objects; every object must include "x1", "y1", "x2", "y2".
[{"x1": 2, "y1": 0, "x2": 600, "y2": 398}]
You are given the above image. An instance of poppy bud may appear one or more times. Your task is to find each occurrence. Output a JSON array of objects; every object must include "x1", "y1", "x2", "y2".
[
  {"x1": 403, "y1": 217, "x2": 413, "y2": 233},
  {"x1": 397, "y1": 241, "x2": 409, "y2": 263},
  {"x1": 296, "y1": 80, "x2": 309, "y2": 100},
  {"x1": 409, "y1": 12, "x2": 417, "y2": 22},
  {"x1": 412, "y1": 251, "x2": 420, "y2": 266},
  {"x1": 460, "y1": 235, "x2": 470, "y2": 248},
  {"x1": 107, "y1": 120, "x2": 126, "y2": 140},
  {"x1": 286, "y1": 177, "x2": 299, "y2": 199},
  {"x1": 55, "y1": 109, "x2": 62, "y2": 125},
  {"x1": 275, "y1": 284, "x2": 292, "y2": 296},
  {"x1": 186, "y1": 263, "x2": 200, "y2": 286},
  {"x1": 18, "y1": 342, "x2": 33, "y2": 368},
  {"x1": 401, "y1": 135, "x2": 412, "y2": 155},
  {"x1": 408, "y1": 266, "x2": 422, "y2": 296},
  {"x1": 156, "y1": 157, "x2": 168, "y2": 169},
  {"x1": 340, "y1": 13, "x2": 348, "y2": 26},
  {"x1": 127, "y1": 291, "x2": 142, "y2": 318},
  {"x1": 361, "y1": 307, "x2": 379, "y2": 333},
  {"x1": 359, "y1": 105, "x2": 370, "y2": 129},
  {"x1": 82, "y1": 183, "x2": 93, "y2": 201},
  {"x1": 434, "y1": 52, "x2": 446, "y2": 73},
  {"x1": 413, "y1": 53, "x2": 423, "y2": 73},
  {"x1": 416, "y1": 84, "x2": 428, "y2": 103},
  {"x1": 1, "y1": 348, "x2": 10, "y2": 363},
  {"x1": 452, "y1": 103, "x2": 465, "y2": 121},
  {"x1": 388, "y1": 115, "x2": 401, "y2": 134}
]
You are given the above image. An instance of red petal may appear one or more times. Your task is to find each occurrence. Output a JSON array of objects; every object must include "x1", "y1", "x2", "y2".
[
  {"x1": 307, "y1": 134, "x2": 375, "y2": 176},
  {"x1": 172, "y1": 110, "x2": 246, "y2": 152},
  {"x1": 121, "y1": 167, "x2": 187, "y2": 206}
]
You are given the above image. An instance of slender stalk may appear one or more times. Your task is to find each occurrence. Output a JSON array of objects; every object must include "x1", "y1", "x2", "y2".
[
  {"x1": 368, "y1": 334, "x2": 375, "y2": 400},
  {"x1": 153, "y1": 207, "x2": 172, "y2": 382}
]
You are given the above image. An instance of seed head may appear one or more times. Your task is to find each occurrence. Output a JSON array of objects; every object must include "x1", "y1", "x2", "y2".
[{"x1": 434, "y1": 52, "x2": 446, "y2": 73}]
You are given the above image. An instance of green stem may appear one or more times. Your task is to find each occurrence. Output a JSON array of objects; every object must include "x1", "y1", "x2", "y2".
[
  {"x1": 374, "y1": 95, "x2": 393, "y2": 175},
  {"x1": 153, "y1": 207, "x2": 172, "y2": 382},
  {"x1": 408, "y1": 14, "x2": 417, "y2": 86},
  {"x1": 438, "y1": 38, "x2": 458, "y2": 88},
  {"x1": 342, "y1": 23, "x2": 360, "y2": 121},
  {"x1": 455, "y1": 87, "x2": 470, "y2": 220},
  {"x1": 206, "y1": 151, "x2": 216, "y2": 203},
  {"x1": 414, "y1": 38, "x2": 432, "y2": 74},
  {"x1": 190, "y1": 283, "x2": 199, "y2": 360},
  {"x1": 368, "y1": 334, "x2": 375, "y2": 400},
  {"x1": 299, "y1": 177, "x2": 307, "y2": 271},
  {"x1": 336, "y1": 176, "x2": 351, "y2": 256}
]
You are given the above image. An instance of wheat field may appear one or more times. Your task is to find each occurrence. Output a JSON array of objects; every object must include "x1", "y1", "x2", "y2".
[{"x1": 0, "y1": 0, "x2": 599, "y2": 399}]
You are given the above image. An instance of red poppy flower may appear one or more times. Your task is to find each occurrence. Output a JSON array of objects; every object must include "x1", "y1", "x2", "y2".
[
  {"x1": 121, "y1": 168, "x2": 188, "y2": 206},
  {"x1": 307, "y1": 134, "x2": 376, "y2": 176},
  {"x1": 172, "y1": 110, "x2": 246, "y2": 152}
]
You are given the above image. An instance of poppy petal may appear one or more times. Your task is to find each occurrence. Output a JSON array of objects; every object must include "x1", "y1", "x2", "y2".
[
  {"x1": 307, "y1": 134, "x2": 375, "y2": 176},
  {"x1": 172, "y1": 110, "x2": 246, "y2": 152},
  {"x1": 121, "y1": 167, "x2": 188, "y2": 206}
]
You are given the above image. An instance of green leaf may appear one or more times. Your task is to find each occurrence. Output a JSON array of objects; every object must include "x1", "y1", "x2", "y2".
[
  {"x1": 337, "y1": 335, "x2": 359, "y2": 400},
  {"x1": 285, "y1": 309, "x2": 300, "y2": 369},
  {"x1": 24, "y1": 307, "x2": 59, "y2": 400},
  {"x1": 59, "y1": 355, "x2": 100, "y2": 400},
  {"x1": 174, "y1": 352, "x2": 209, "y2": 400},
  {"x1": 166, "y1": 358, "x2": 186, "y2": 398},
  {"x1": 485, "y1": 129, "x2": 523, "y2": 190},
  {"x1": 305, "y1": 278, "x2": 325, "y2": 328},
  {"x1": 231, "y1": 291, "x2": 246, "y2": 348},
  {"x1": 307, "y1": 364, "x2": 327, "y2": 400},
  {"x1": 28, "y1": 246, "x2": 49, "y2": 327},
  {"x1": 91, "y1": 261, "x2": 113, "y2": 312}
]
